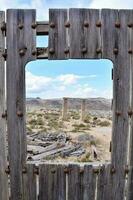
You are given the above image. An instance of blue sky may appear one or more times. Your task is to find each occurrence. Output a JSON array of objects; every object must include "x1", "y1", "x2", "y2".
[{"x1": 1, "y1": 0, "x2": 133, "y2": 99}]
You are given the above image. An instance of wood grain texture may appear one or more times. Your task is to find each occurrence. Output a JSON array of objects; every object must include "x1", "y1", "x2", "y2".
[
  {"x1": 23, "y1": 164, "x2": 37, "y2": 200},
  {"x1": 127, "y1": 9, "x2": 133, "y2": 200},
  {"x1": 83, "y1": 165, "x2": 97, "y2": 200},
  {"x1": 49, "y1": 9, "x2": 68, "y2": 60},
  {"x1": 0, "y1": 11, "x2": 9, "y2": 200},
  {"x1": 109, "y1": 9, "x2": 131, "y2": 200},
  {"x1": 39, "y1": 164, "x2": 66, "y2": 200},
  {"x1": 69, "y1": 9, "x2": 101, "y2": 59},
  {"x1": 6, "y1": 9, "x2": 36, "y2": 200}
]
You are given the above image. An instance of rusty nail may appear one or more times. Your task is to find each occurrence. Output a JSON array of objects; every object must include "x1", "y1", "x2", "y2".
[
  {"x1": 65, "y1": 21, "x2": 70, "y2": 28},
  {"x1": 128, "y1": 23, "x2": 133, "y2": 28},
  {"x1": 84, "y1": 21, "x2": 89, "y2": 27},
  {"x1": 125, "y1": 165, "x2": 129, "y2": 174},
  {"x1": 80, "y1": 168, "x2": 84, "y2": 174},
  {"x1": 81, "y1": 47, "x2": 87, "y2": 53},
  {"x1": 111, "y1": 166, "x2": 116, "y2": 174},
  {"x1": 128, "y1": 49, "x2": 133, "y2": 54},
  {"x1": 51, "y1": 168, "x2": 56, "y2": 174},
  {"x1": 49, "y1": 48, "x2": 55, "y2": 54},
  {"x1": 19, "y1": 49, "x2": 25, "y2": 56},
  {"x1": 93, "y1": 168, "x2": 99, "y2": 174},
  {"x1": 113, "y1": 48, "x2": 118, "y2": 54},
  {"x1": 2, "y1": 111, "x2": 7, "y2": 118},
  {"x1": 31, "y1": 23, "x2": 37, "y2": 29},
  {"x1": 116, "y1": 111, "x2": 121, "y2": 116},
  {"x1": 64, "y1": 48, "x2": 69, "y2": 54},
  {"x1": 5, "y1": 166, "x2": 10, "y2": 174},
  {"x1": 64, "y1": 167, "x2": 69, "y2": 173},
  {"x1": 1, "y1": 22, "x2": 6, "y2": 31},
  {"x1": 96, "y1": 48, "x2": 102, "y2": 54},
  {"x1": 18, "y1": 24, "x2": 23, "y2": 29},
  {"x1": 17, "y1": 111, "x2": 23, "y2": 117},
  {"x1": 2, "y1": 52, "x2": 7, "y2": 60},
  {"x1": 96, "y1": 21, "x2": 102, "y2": 27},
  {"x1": 128, "y1": 110, "x2": 133, "y2": 117},
  {"x1": 32, "y1": 50, "x2": 37, "y2": 56},
  {"x1": 115, "y1": 22, "x2": 120, "y2": 28},
  {"x1": 50, "y1": 22, "x2": 55, "y2": 28},
  {"x1": 34, "y1": 166, "x2": 39, "y2": 175},
  {"x1": 22, "y1": 167, "x2": 27, "y2": 174}
]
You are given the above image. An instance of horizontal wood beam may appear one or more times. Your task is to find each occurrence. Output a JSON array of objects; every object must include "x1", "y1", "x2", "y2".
[{"x1": 36, "y1": 21, "x2": 49, "y2": 35}]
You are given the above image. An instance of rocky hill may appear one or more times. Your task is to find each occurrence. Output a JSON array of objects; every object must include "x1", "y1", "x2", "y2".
[{"x1": 26, "y1": 97, "x2": 111, "y2": 112}]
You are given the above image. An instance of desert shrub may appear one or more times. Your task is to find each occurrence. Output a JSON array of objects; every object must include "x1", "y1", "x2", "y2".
[
  {"x1": 78, "y1": 152, "x2": 91, "y2": 162},
  {"x1": 98, "y1": 120, "x2": 111, "y2": 127},
  {"x1": 83, "y1": 114, "x2": 91, "y2": 123},
  {"x1": 36, "y1": 117, "x2": 44, "y2": 125},
  {"x1": 29, "y1": 119, "x2": 36, "y2": 125}
]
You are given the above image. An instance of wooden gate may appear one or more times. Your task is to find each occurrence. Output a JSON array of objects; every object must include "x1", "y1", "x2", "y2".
[{"x1": 0, "y1": 8, "x2": 133, "y2": 200}]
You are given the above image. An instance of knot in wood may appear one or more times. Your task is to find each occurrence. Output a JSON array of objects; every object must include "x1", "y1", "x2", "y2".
[
  {"x1": 128, "y1": 49, "x2": 133, "y2": 54},
  {"x1": 50, "y1": 22, "x2": 55, "y2": 28},
  {"x1": 17, "y1": 111, "x2": 23, "y2": 117},
  {"x1": 1, "y1": 22, "x2": 6, "y2": 31},
  {"x1": 2, "y1": 111, "x2": 7, "y2": 118},
  {"x1": 64, "y1": 47, "x2": 69, "y2": 54},
  {"x1": 96, "y1": 21, "x2": 102, "y2": 27},
  {"x1": 113, "y1": 48, "x2": 118, "y2": 54},
  {"x1": 115, "y1": 22, "x2": 120, "y2": 28},
  {"x1": 31, "y1": 23, "x2": 37, "y2": 29},
  {"x1": 93, "y1": 168, "x2": 99, "y2": 174},
  {"x1": 84, "y1": 21, "x2": 89, "y2": 27},
  {"x1": 81, "y1": 47, "x2": 87, "y2": 53},
  {"x1": 128, "y1": 23, "x2": 133, "y2": 28},
  {"x1": 79, "y1": 168, "x2": 84, "y2": 174},
  {"x1": 18, "y1": 24, "x2": 23, "y2": 29},
  {"x1": 65, "y1": 21, "x2": 70, "y2": 28},
  {"x1": 49, "y1": 48, "x2": 55, "y2": 54},
  {"x1": 96, "y1": 48, "x2": 102, "y2": 54},
  {"x1": 2, "y1": 51, "x2": 7, "y2": 60}
]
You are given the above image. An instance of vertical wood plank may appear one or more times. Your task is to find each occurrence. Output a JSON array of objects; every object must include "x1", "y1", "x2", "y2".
[
  {"x1": 23, "y1": 164, "x2": 37, "y2": 200},
  {"x1": 83, "y1": 165, "x2": 97, "y2": 200},
  {"x1": 0, "y1": 11, "x2": 9, "y2": 200},
  {"x1": 69, "y1": 9, "x2": 101, "y2": 59},
  {"x1": 39, "y1": 164, "x2": 66, "y2": 200},
  {"x1": 68, "y1": 164, "x2": 83, "y2": 200},
  {"x1": 101, "y1": 9, "x2": 131, "y2": 200},
  {"x1": 127, "y1": 10, "x2": 133, "y2": 200},
  {"x1": 97, "y1": 164, "x2": 112, "y2": 200},
  {"x1": 7, "y1": 9, "x2": 36, "y2": 200},
  {"x1": 49, "y1": 9, "x2": 68, "y2": 60}
]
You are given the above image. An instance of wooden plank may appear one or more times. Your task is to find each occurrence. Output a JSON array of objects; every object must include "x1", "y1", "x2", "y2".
[
  {"x1": 127, "y1": 10, "x2": 133, "y2": 200},
  {"x1": 6, "y1": 9, "x2": 36, "y2": 200},
  {"x1": 103, "y1": 9, "x2": 131, "y2": 200},
  {"x1": 97, "y1": 164, "x2": 112, "y2": 200},
  {"x1": 69, "y1": 9, "x2": 101, "y2": 59},
  {"x1": 23, "y1": 164, "x2": 37, "y2": 200},
  {"x1": 37, "y1": 21, "x2": 49, "y2": 35},
  {"x1": 83, "y1": 165, "x2": 97, "y2": 200},
  {"x1": 39, "y1": 164, "x2": 66, "y2": 200},
  {"x1": 0, "y1": 11, "x2": 9, "y2": 200},
  {"x1": 68, "y1": 164, "x2": 82, "y2": 200},
  {"x1": 49, "y1": 9, "x2": 68, "y2": 60}
]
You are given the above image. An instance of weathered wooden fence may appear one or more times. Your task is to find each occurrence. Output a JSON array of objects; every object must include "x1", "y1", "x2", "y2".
[{"x1": 0, "y1": 8, "x2": 133, "y2": 200}]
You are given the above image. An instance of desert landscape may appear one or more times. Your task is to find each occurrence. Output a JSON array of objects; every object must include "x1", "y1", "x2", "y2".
[{"x1": 26, "y1": 97, "x2": 112, "y2": 163}]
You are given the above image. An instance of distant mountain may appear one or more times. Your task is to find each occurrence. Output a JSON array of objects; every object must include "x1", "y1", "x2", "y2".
[{"x1": 26, "y1": 97, "x2": 111, "y2": 111}]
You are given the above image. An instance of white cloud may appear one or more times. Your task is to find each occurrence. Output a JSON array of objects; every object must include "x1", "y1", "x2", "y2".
[
  {"x1": 26, "y1": 70, "x2": 111, "y2": 98},
  {"x1": 90, "y1": 0, "x2": 133, "y2": 9}
]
